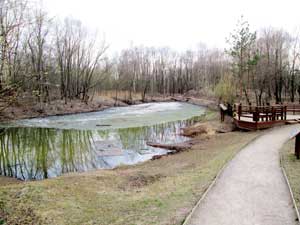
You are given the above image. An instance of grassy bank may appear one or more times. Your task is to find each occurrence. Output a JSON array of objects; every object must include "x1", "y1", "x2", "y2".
[
  {"x1": 0, "y1": 129, "x2": 259, "y2": 225},
  {"x1": 281, "y1": 139, "x2": 300, "y2": 211}
]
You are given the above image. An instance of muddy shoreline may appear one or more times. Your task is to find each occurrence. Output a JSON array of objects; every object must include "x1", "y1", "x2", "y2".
[
  {"x1": 0, "y1": 95, "x2": 217, "y2": 122},
  {"x1": 148, "y1": 114, "x2": 235, "y2": 160}
]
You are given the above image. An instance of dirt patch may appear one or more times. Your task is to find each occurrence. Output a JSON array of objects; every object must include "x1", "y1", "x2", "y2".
[
  {"x1": 125, "y1": 173, "x2": 165, "y2": 189},
  {"x1": 182, "y1": 116, "x2": 235, "y2": 137},
  {"x1": 0, "y1": 176, "x2": 21, "y2": 187},
  {"x1": 182, "y1": 122, "x2": 216, "y2": 137},
  {"x1": 0, "y1": 198, "x2": 45, "y2": 225},
  {"x1": 147, "y1": 142, "x2": 192, "y2": 151}
]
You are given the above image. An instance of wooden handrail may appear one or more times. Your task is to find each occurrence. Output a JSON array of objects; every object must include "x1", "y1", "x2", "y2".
[{"x1": 234, "y1": 103, "x2": 293, "y2": 122}]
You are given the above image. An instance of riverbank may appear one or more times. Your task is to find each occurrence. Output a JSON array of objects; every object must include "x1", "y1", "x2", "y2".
[
  {"x1": 0, "y1": 120, "x2": 259, "y2": 225},
  {"x1": 0, "y1": 94, "x2": 217, "y2": 122}
]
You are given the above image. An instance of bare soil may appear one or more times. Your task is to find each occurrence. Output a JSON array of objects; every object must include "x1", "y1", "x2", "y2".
[
  {"x1": 0, "y1": 94, "x2": 217, "y2": 122},
  {"x1": 182, "y1": 116, "x2": 235, "y2": 137}
]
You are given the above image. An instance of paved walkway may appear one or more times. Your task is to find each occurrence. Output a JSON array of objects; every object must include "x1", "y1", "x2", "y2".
[{"x1": 186, "y1": 125, "x2": 300, "y2": 225}]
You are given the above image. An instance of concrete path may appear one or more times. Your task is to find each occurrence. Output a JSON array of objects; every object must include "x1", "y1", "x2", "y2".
[{"x1": 186, "y1": 125, "x2": 300, "y2": 225}]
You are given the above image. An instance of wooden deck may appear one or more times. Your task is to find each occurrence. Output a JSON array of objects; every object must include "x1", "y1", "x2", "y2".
[{"x1": 233, "y1": 104, "x2": 300, "y2": 130}]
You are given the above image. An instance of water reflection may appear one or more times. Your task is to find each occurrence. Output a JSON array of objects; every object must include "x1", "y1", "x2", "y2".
[{"x1": 0, "y1": 117, "x2": 202, "y2": 180}]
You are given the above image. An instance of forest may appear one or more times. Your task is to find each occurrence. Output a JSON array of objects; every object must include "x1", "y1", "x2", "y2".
[{"x1": 1, "y1": 0, "x2": 300, "y2": 112}]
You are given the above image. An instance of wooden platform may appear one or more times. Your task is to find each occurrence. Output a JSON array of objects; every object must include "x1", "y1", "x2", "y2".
[{"x1": 233, "y1": 104, "x2": 300, "y2": 130}]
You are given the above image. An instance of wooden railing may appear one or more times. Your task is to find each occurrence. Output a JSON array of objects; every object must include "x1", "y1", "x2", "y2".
[
  {"x1": 227, "y1": 103, "x2": 300, "y2": 130},
  {"x1": 234, "y1": 104, "x2": 289, "y2": 122},
  {"x1": 286, "y1": 104, "x2": 300, "y2": 114},
  {"x1": 234, "y1": 104, "x2": 300, "y2": 122}
]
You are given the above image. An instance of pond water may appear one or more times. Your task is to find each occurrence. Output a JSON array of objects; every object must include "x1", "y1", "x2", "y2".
[{"x1": 0, "y1": 102, "x2": 206, "y2": 180}]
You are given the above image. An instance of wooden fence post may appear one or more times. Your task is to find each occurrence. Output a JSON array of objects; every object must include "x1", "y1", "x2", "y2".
[
  {"x1": 219, "y1": 103, "x2": 228, "y2": 122},
  {"x1": 284, "y1": 106, "x2": 287, "y2": 120},
  {"x1": 238, "y1": 103, "x2": 242, "y2": 120},
  {"x1": 293, "y1": 105, "x2": 295, "y2": 115},
  {"x1": 254, "y1": 106, "x2": 259, "y2": 122},
  {"x1": 295, "y1": 133, "x2": 300, "y2": 159},
  {"x1": 272, "y1": 107, "x2": 275, "y2": 121}
]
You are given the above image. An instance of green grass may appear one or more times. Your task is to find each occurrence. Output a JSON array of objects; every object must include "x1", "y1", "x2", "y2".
[
  {"x1": 0, "y1": 130, "x2": 259, "y2": 225},
  {"x1": 281, "y1": 139, "x2": 300, "y2": 210}
]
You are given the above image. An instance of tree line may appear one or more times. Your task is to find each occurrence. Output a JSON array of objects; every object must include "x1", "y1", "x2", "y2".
[
  {"x1": 1, "y1": 0, "x2": 300, "y2": 109},
  {"x1": 225, "y1": 17, "x2": 300, "y2": 105},
  {"x1": 0, "y1": 0, "x2": 109, "y2": 110}
]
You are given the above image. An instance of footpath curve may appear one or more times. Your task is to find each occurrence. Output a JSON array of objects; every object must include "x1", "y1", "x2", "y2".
[{"x1": 185, "y1": 124, "x2": 300, "y2": 225}]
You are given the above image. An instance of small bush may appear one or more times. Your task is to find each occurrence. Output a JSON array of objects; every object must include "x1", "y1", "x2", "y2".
[{"x1": 215, "y1": 74, "x2": 236, "y2": 104}]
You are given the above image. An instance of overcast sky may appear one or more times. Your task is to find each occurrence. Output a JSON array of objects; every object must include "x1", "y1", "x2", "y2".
[{"x1": 43, "y1": 0, "x2": 300, "y2": 53}]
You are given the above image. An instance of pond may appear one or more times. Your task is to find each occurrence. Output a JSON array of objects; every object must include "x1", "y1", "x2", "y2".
[{"x1": 0, "y1": 102, "x2": 206, "y2": 180}]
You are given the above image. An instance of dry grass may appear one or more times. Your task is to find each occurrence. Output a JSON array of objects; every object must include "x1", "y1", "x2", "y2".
[
  {"x1": 281, "y1": 139, "x2": 300, "y2": 211},
  {"x1": 0, "y1": 130, "x2": 259, "y2": 225},
  {"x1": 95, "y1": 90, "x2": 145, "y2": 101}
]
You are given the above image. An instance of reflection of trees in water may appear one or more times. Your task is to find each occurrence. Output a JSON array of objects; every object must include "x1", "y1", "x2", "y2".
[
  {"x1": 0, "y1": 128, "x2": 94, "y2": 180},
  {"x1": 0, "y1": 128, "x2": 56, "y2": 180},
  {"x1": 98, "y1": 116, "x2": 203, "y2": 152},
  {"x1": 116, "y1": 122, "x2": 180, "y2": 150},
  {"x1": 60, "y1": 129, "x2": 95, "y2": 174},
  {"x1": 0, "y1": 115, "x2": 203, "y2": 180}
]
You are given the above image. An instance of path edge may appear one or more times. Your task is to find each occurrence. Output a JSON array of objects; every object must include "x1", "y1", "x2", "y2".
[
  {"x1": 281, "y1": 167, "x2": 300, "y2": 224},
  {"x1": 182, "y1": 132, "x2": 262, "y2": 225},
  {"x1": 280, "y1": 139, "x2": 300, "y2": 224}
]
